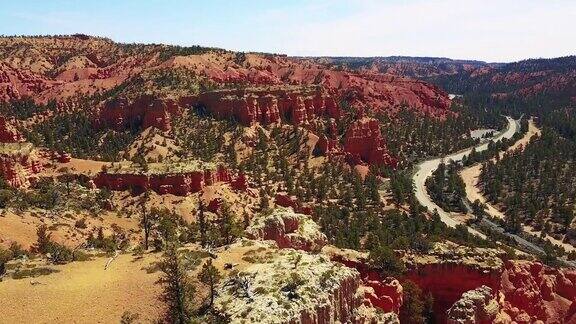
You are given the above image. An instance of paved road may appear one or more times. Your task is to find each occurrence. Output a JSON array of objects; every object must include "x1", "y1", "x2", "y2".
[
  {"x1": 412, "y1": 116, "x2": 519, "y2": 237},
  {"x1": 411, "y1": 117, "x2": 576, "y2": 267}
]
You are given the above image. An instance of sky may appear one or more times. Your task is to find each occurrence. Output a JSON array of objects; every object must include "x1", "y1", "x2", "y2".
[{"x1": 1, "y1": 0, "x2": 575, "y2": 62}]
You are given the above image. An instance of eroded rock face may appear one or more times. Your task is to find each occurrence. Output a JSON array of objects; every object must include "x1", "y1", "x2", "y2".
[
  {"x1": 245, "y1": 208, "x2": 327, "y2": 252},
  {"x1": 343, "y1": 118, "x2": 397, "y2": 167},
  {"x1": 403, "y1": 243, "x2": 505, "y2": 323},
  {"x1": 401, "y1": 243, "x2": 576, "y2": 323},
  {"x1": 214, "y1": 240, "x2": 398, "y2": 324},
  {"x1": 93, "y1": 161, "x2": 233, "y2": 196},
  {"x1": 192, "y1": 86, "x2": 339, "y2": 126},
  {"x1": 0, "y1": 62, "x2": 54, "y2": 102},
  {"x1": 97, "y1": 95, "x2": 180, "y2": 131},
  {"x1": 0, "y1": 143, "x2": 43, "y2": 187},
  {"x1": 323, "y1": 246, "x2": 404, "y2": 315},
  {"x1": 501, "y1": 260, "x2": 576, "y2": 323},
  {"x1": 0, "y1": 117, "x2": 23, "y2": 143},
  {"x1": 446, "y1": 286, "x2": 500, "y2": 324}
]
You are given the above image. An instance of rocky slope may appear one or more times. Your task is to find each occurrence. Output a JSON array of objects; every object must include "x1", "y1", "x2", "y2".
[
  {"x1": 319, "y1": 56, "x2": 576, "y2": 107},
  {"x1": 0, "y1": 35, "x2": 450, "y2": 114},
  {"x1": 93, "y1": 159, "x2": 238, "y2": 196},
  {"x1": 0, "y1": 35, "x2": 457, "y2": 169},
  {"x1": 403, "y1": 242, "x2": 576, "y2": 323},
  {"x1": 245, "y1": 208, "x2": 328, "y2": 252},
  {"x1": 213, "y1": 240, "x2": 399, "y2": 324}
]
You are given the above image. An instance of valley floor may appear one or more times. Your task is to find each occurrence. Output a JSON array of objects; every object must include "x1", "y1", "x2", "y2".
[
  {"x1": 0, "y1": 252, "x2": 164, "y2": 323},
  {"x1": 460, "y1": 120, "x2": 576, "y2": 253}
]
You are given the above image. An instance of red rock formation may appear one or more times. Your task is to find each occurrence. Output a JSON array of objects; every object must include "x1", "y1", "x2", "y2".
[
  {"x1": 274, "y1": 192, "x2": 312, "y2": 215},
  {"x1": 405, "y1": 263, "x2": 502, "y2": 322},
  {"x1": 192, "y1": 86, "x2": 339, "y2": 126},
  {"x1": 0, "y1": 62, "x2": 55, "y2": 102},
  {"x1": 230, "y1": 172, "x2": 248, "y2": 191},
  {"x1": 402, "y1": 250, "x2": 576, "y2": 323},
  {"x1": 246, "y1": 208, "x2": 327, "y2": 252},
  {"x1": 0, "y1": 117, "x2": 23, "y2": 143},
  {"x1": 50, "y1": 150, "x2": 71, "y2": 163},
  {"x1": 501, "y1": 260, "x2": 576, "y2": 323},
  {"x1": 326, "y1": 248, "x2": 404, "y2": 314},
  {"x1": 93, "y1": 166, "x2": 234, "y2": 196},
  {"x1": 343, "y1": 118, "x2": 397, "y2": 167},
  {"x1": 0, "y1": 150, "x2": 43, "y2": 187},
  {"x1": 97, "y1": 95, "x2": 180, "y2": 131}
]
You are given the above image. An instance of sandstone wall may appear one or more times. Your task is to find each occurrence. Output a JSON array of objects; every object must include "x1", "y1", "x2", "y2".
[
  {"x1": 97, "y1": 95, "x2": 180, "y2": 131},
  {"x1": 192, "y1": 87, "x2": 339, "y2": 126},
  {"x1": 93, "y1": 166, "x2": 232, "y2": 196}
]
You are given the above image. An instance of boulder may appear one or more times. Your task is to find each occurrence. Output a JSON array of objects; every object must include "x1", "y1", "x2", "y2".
[
  {"x1": 446, "y1": 286, "x2": 500, "y2": 324},
  {"x1": 246, "y1": 208, "x2": 327, "y2": 252}
]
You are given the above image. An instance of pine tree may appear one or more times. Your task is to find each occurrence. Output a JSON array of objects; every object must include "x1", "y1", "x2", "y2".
[
  {"x1": 198, "y1": 201, "x2": 207, "y2": 247},
  {"x1": 140, "y1": 191, "x2": 152, "y2": 250},
  {"x1": 198, "y1": 259, "x2": 221, "y2": 309},
  {"x1": 219, "y1": 203, "x2": 243, "y2": 245},
  {"x1": 34, "y1": 224, "x2": 52, "y2": 254},
  {"x1": 158, "y1": 244, "x2": 196, "y2": 323}
]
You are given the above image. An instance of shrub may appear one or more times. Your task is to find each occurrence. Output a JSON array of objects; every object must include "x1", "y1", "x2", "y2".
[
  {"x1": 74, "y1": 218, "x2": 88, "y2": 229},
  {"x1": 12, "y1": 267, "x2": 58, "y2": 279}
]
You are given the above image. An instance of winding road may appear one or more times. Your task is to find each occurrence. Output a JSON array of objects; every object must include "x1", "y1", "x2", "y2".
[
  {"x1": 412, "y1": 117, "x2": 576, "y2": 266},
  {"x1": 412, "y1": 116, "x2": 519, "y2": 237}
]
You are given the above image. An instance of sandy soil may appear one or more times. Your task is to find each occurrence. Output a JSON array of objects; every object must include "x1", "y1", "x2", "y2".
[
  {"x1": 0, "y1": 208, "x2": 141, "y2": 250},
  {"x1": 0, "y1": 253, "x2": 164, "y2": 323}
]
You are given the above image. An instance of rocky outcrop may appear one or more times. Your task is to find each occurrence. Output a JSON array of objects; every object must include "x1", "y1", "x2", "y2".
[
  {"x1": 214, "y1": 240, "x2": 398, "y2": 324},
  {"x1": 246, "y1": 208, "x2": 327, "y2": 252},
  {"x1": 401, "y1": 243, "x2": 576, "y2": 323},
  {"x1": 97, "y1": 95, "x2": 180, "y2": 131},
  {"x1": 191, "y1": 86, "x2": 339, "y2": 126},
  {"x1": 0, "y1": 117, "x2": 23, "y2": 143},
  {"x1": 0, "y1": 143, "x2": 43, "y2": 187},
  {"x1": 403, "y1": 243, "x2": 505, "y2": 323},
  {"x1": 323, "y1": 246, "x2": 404, "y2": 314},
  {"x1": 274, "y1": 192, "x2": 312, "y2": 215},
  {"x1": 93, "y1": 161, "x2": 233, "y2": 196},
  {"x1": 446, "y1": 286, "x2": 500, "y2": 324},
  {"x1": 500, "y1": 260, "x2": 576, "y2": 323},
  {"x1": 343, "y1": 118, "x2": 397, "y2": 167}
]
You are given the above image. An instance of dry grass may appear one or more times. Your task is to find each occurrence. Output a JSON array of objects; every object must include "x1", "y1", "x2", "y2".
[{"x1": 0, "y1": 252, "x2": 164, "y2": 323}]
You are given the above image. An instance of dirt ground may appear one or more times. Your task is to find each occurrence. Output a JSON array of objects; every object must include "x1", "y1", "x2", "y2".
[{"x1": 0, "y1": 252, "x2": 164, "y2": 323}]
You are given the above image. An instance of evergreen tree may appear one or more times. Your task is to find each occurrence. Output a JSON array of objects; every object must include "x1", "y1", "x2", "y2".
[
  {"x1": 158, "y1": 244, "x2": 196, "y2": 323},
  {"x1": 198, "y1": 259, "x2": 221, "y2": 309}
]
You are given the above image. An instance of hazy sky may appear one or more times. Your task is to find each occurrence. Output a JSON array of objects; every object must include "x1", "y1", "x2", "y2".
[{"x1": 1, "y1": 0, "x2": 575, "y2": 62}]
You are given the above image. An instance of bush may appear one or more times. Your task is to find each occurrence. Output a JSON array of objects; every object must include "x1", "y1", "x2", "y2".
[
  {"x1": 74, "y1": 218, "x2": 88, "y2": 229},
  {"x1": 369, "y1": 245, "x2": 406, "y2": 277},
  {"x1": 12, "y1": 267, "x2": 59, "y2": 280},
  {"x1": 48, "y1": 243, "x2": 73, "y2": 264}
]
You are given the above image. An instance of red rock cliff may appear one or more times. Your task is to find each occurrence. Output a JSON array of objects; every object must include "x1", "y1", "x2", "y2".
[
  {"x1": 192, "y1": 86, "x2": 339, "y2": 126},
  {"x1": 93, "y1": 164, "x2": 233, "y2": 196},
  {"x1": 343, "y1": 118, "x2": 397, "y2": 167},
  {"x1": 501, "y1": 260, "x2": 576, "y2": 323},
  {"x1": 0, "y1": 117, "x2": 23, "y2": 143},
  {"x1": 0, "y1": 145, "x2": 43, "y2": 188},
  {"x1": 97, "y1": 95, "x2": 180, "y2": 131}
]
